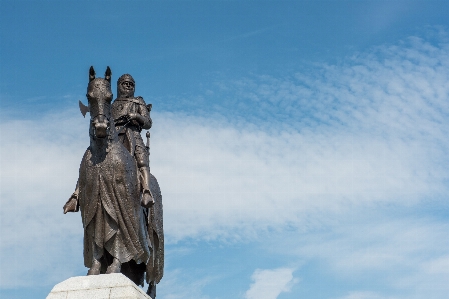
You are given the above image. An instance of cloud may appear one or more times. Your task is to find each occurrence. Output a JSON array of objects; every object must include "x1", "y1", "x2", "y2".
[
  {"x1": 271, "y1": 214, "x2": 449, "y2": 299},
  {"x1": 245, "y1": 268, "x2": 296, "y2": 299},
  {"x1": 337, "y1": 291, "x2": 394, "y2": 299},
  {"x1": 156, "y1": 268, "x2": 213, "y2": 299},
  {"x1": 298, "y1": 218, "x2": 449, "y2": 273},
  {"x1": 0, "y1": 110, "x2": 87, "y2": 287},
  {"x1": 1, "y1": 32, "x2": 449, "y2": 297},
  {"x1": 153, "y1": 110, "x2": 446, "y2": 243}
]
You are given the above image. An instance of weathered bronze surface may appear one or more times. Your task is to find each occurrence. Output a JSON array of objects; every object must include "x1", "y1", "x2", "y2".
[{"x1": 63, "y1": 66, "x2": 163, "y2": 298}]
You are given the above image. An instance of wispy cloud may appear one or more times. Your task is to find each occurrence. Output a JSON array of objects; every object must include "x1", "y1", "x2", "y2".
[
  {"x1": 336, "y1": 291, "x2": 395, "y2": 299},
  {"x1": 153, "y1": 110, "x2": 446, "y2": 242},
  {"x1": 156, "y1": 268, "x2": 214, "y2": 299},
  {"x1": 245, "y1": 268, "x2": 296, "y2": 299}
]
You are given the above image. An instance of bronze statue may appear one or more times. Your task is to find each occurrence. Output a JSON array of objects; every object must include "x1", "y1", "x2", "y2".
[{"x1": 63, "y1": 66, "x2": 163, "y2": 298}]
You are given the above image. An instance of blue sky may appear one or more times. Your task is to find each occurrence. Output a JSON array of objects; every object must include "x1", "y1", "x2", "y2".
[{"x1": 1, "y1": 1, "x2": 449, "y2": 299}]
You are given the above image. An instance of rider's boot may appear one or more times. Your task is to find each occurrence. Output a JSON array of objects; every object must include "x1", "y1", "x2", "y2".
[
  {"x1": 106, "y1": 257, "x2": 121, "y2": 274},
  {"x1": 140, "y1": 166, "x2": 155, "y2": 208}
]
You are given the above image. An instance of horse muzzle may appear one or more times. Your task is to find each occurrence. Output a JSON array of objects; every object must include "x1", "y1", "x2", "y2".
[{"x1": 92, "y1": 116, "x2": 110, "y2": 139}]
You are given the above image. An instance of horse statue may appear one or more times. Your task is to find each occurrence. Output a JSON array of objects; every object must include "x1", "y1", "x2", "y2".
[{"x1": 63, "y1": 66, "x2": 163, "y2": 298}]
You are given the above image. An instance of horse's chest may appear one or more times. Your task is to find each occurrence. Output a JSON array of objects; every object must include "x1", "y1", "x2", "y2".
[
  {"x1": 83, "y1": 152, "x2": 111, "y2": 183},
  {"x1": 82, "y1": 146, "x2": 137, "y2": 184}
]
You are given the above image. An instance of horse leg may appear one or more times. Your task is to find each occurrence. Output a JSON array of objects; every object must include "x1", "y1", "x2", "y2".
[
  {"x1": 146, "y1": 281, "x2": 156, "y2": 299},
  {"x1": 87, "y1": 243, "x2": 102, "y2": 275},
  {"x1": 87, "y1": 259, "x2": 101, "y2": 275},
  {"x1": 106, "y1": 257, "x2": 121, "y2": 274}
]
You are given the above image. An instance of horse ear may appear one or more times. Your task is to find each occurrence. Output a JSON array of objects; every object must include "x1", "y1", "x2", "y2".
[
  {"x1": 89, "y1": 66, "x2": 96, "y2": 82},
  {"x1": 105, "y1": 66, "x2": 112, "y2": 83}
]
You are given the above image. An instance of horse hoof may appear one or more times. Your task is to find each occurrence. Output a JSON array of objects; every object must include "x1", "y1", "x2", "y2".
[
  {"x1": 106, "y1": 258, "x2": 121, "y2": 274},
  {"x1": 87, "y1": 260, "x2": 101, "y2": 275},
  {"x1": 146, "y1": 282, "x2": 156, "y2": 299}
]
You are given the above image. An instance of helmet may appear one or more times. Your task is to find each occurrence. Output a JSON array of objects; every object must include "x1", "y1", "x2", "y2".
[
  {"x1": 117, "y1": 74, "x2": 135, "y2": 98},
  {"x1": 117, "y1": 74, "x2": 135, "y2": 85}
]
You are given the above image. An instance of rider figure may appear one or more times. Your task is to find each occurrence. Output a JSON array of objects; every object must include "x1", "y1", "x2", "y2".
[{"x1": 112, "y1": 74, "x2": 154, "y2": 207}]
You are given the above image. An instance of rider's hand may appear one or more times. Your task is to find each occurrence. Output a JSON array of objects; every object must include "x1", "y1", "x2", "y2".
[{"x1": 128, "y1": 113, "x2": 145, "y2": 126}]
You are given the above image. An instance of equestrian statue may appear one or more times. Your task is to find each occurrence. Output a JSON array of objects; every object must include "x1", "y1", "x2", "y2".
[{"x1": 63, "y1": 66, "x2": 163, "y2": 298}]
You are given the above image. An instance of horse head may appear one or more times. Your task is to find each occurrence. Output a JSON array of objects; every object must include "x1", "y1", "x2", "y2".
[{"x1": 86, "y1": 66, "x2": 113, "y2": 139}]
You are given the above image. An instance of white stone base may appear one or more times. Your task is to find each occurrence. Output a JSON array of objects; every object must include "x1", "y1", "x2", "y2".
[{"x1": 46, "y1": 273, "x2": 150, "y2": 299}]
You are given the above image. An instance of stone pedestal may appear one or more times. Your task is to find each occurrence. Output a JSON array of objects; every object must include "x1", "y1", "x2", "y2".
[{"x1": 46, "y1": 273, "x2": 150, "y2": 299}]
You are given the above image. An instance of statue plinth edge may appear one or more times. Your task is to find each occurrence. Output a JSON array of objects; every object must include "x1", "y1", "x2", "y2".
[{"x1": 46, "y1": 273, "x2": 151, "y2": 299}]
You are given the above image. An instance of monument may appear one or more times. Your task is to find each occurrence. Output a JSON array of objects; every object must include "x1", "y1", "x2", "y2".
[{"x1": 54, "y1": 66, "x2": 163, "y2": 299}]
